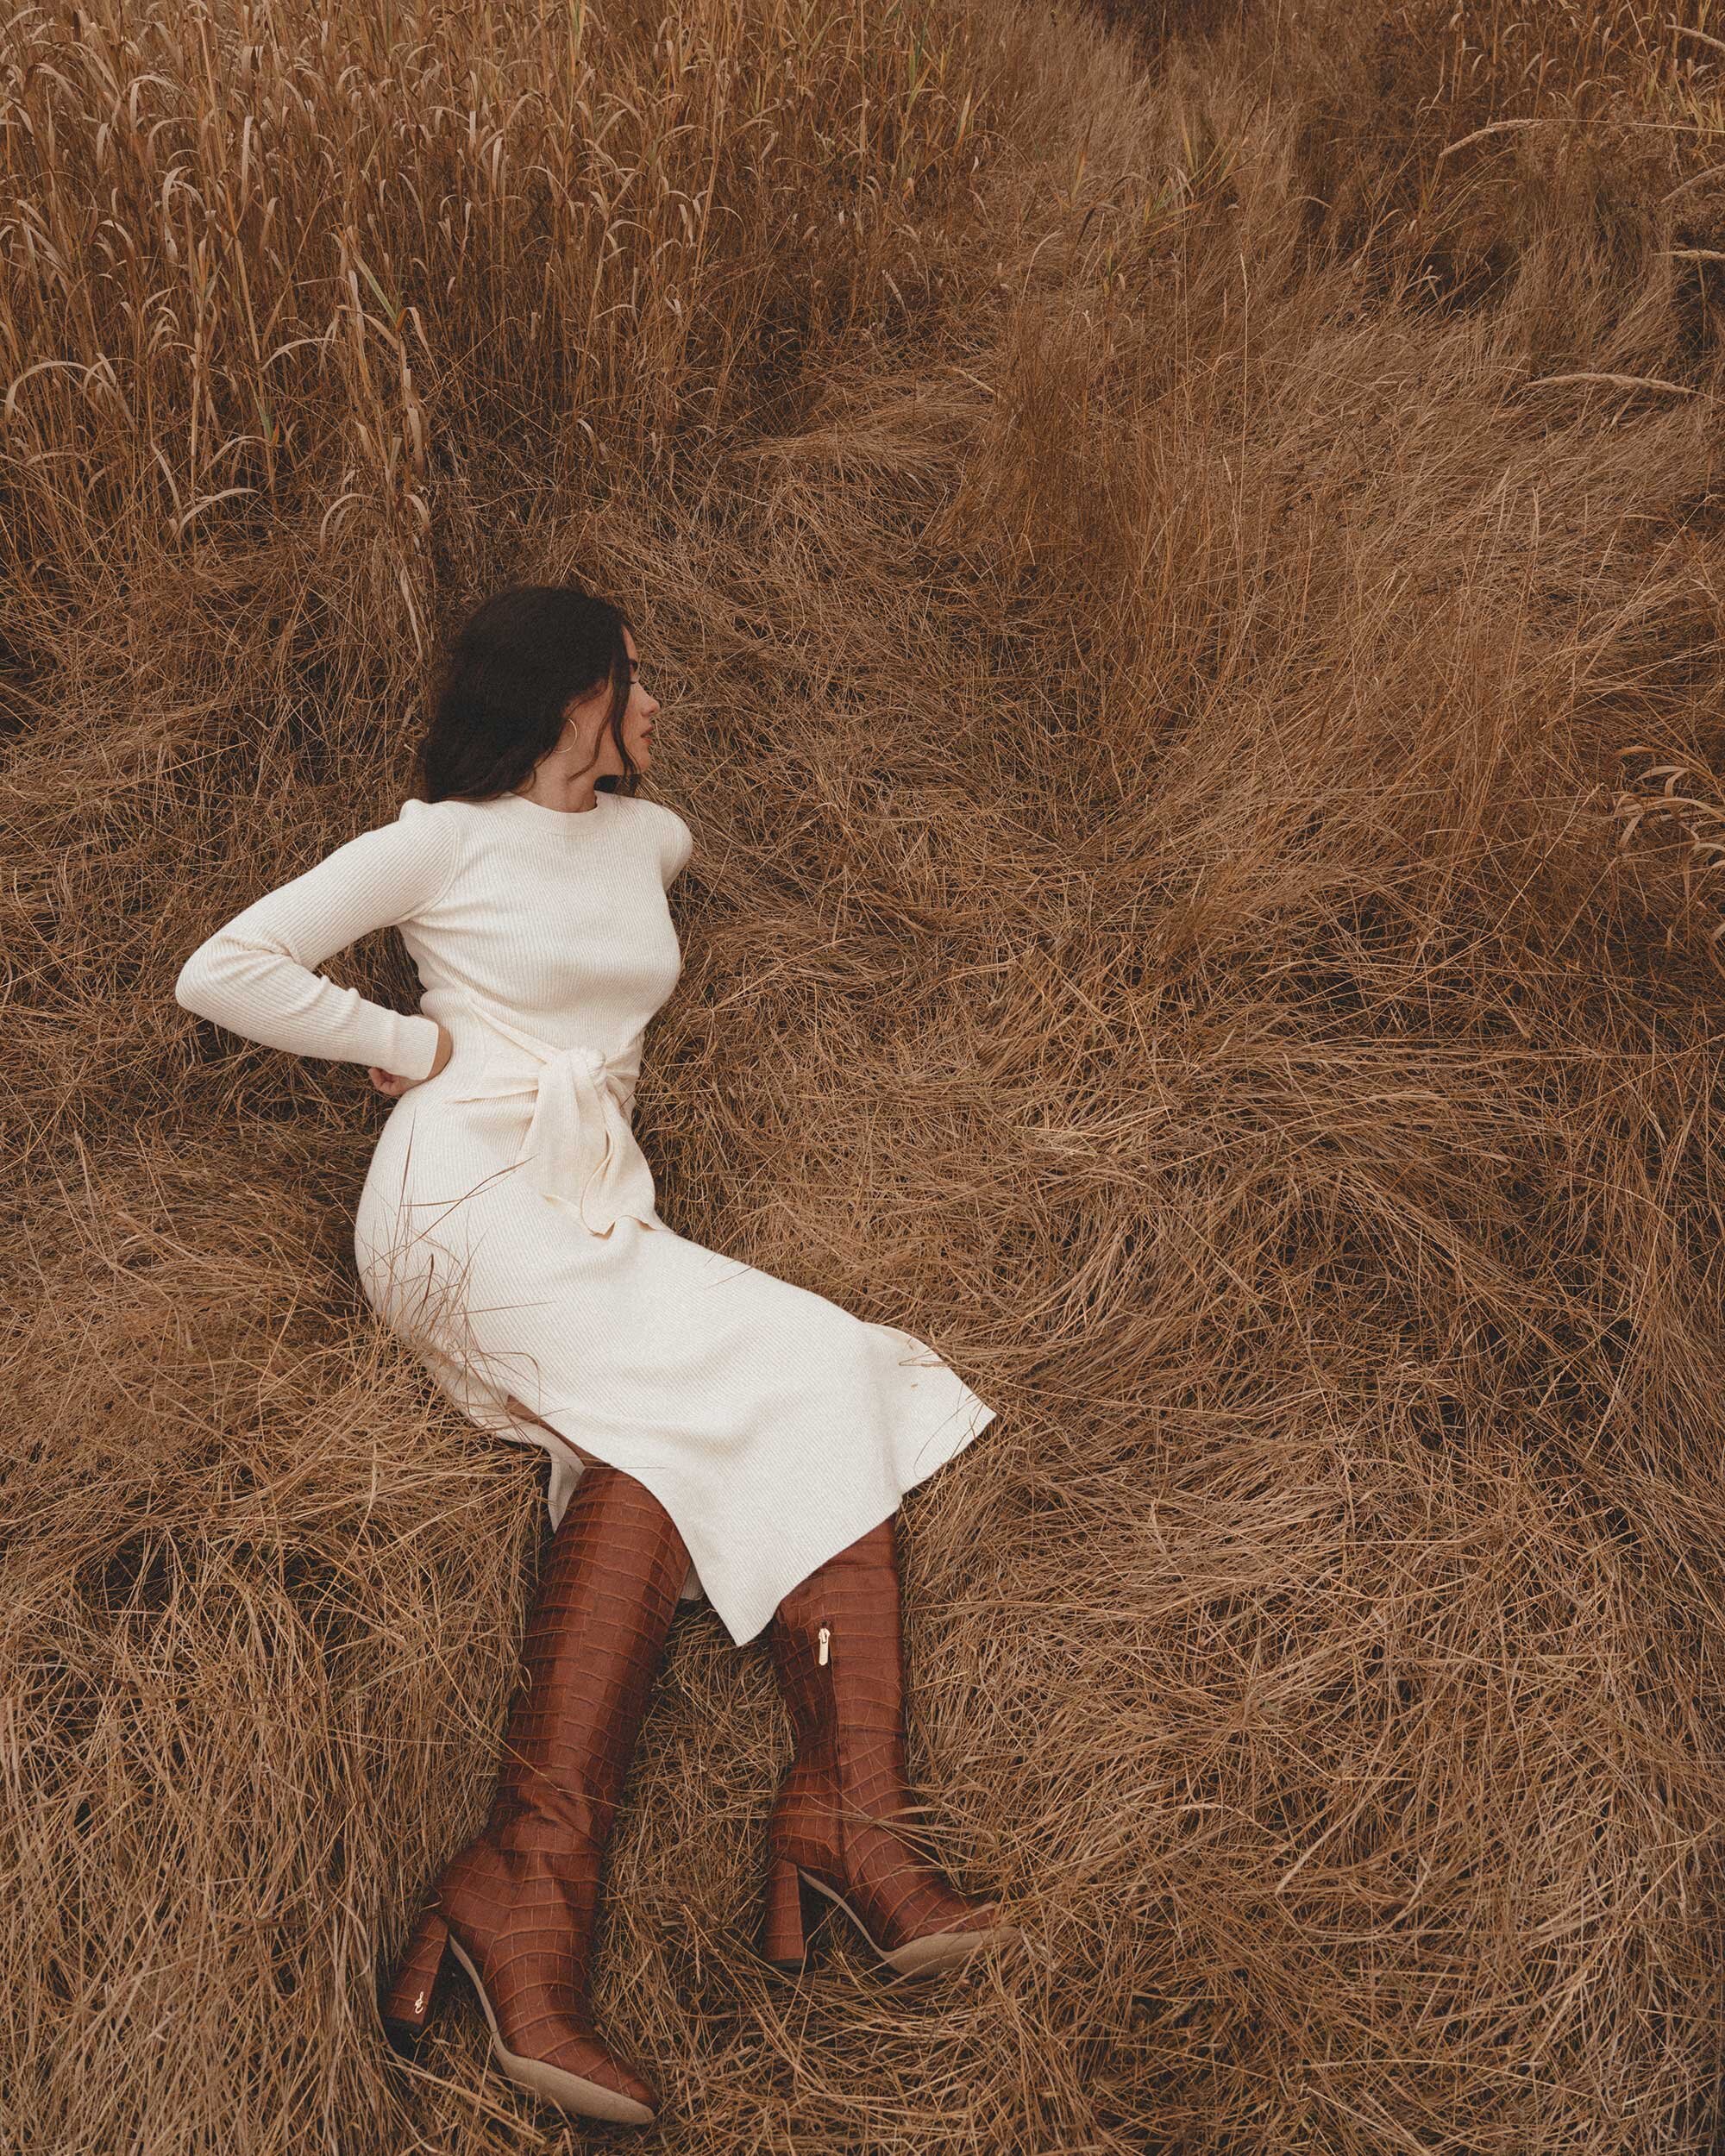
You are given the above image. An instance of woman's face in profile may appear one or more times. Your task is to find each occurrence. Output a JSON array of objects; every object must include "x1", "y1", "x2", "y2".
[{"x1": 561, "y1": 626, "x2": 658, "y2": 780}]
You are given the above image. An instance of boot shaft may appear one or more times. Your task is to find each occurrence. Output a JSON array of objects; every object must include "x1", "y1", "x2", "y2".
[
  {"x1": 486, "y1": 1465, "x2": 689, "y2": 1839},
  {"x1": 767, "y1": 1517, "x2": 916, "y2": 1836},
  {"x1": 430, "y1": 1464, "x2": 688, "y2": 2047},
  {"x1": 759, "y1": 1514, "x2": 1011, "y2": 1967}
]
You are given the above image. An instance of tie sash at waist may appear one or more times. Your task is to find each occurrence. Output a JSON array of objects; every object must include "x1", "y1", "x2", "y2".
[{"x1": 442, "y1": 998, "x2": 661, "y2": 1238}]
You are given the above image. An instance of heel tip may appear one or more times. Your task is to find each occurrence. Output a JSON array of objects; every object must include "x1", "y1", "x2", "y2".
[{"x1": 380, "y1": 2016, "x2": 425, "y2": 2062}]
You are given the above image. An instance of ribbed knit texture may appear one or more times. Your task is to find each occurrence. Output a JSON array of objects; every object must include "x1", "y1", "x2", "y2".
[
  {"x1": 174, "y1": 786, "x2": 997, "y2": 1645},
  {"x1": 175, "y1": 787, "x2": 692, "y2": 1104}
]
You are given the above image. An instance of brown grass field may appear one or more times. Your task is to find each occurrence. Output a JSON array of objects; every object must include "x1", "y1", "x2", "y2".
[{"x1": 9, "y1": 0, "x2": 1725, "y2": 2147}]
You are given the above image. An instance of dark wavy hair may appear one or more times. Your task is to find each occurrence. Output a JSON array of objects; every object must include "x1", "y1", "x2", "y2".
[{"x1": 412, "y1": 583, "x2": 640, "y2": 805}]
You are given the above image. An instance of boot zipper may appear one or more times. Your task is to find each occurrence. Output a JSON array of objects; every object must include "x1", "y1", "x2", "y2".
[{"x1": 812, "y1": 1620, "x2": 841, "y2": 1870}]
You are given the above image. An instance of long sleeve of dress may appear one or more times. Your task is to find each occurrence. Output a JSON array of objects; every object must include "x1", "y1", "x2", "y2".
[{"x1": 174, "y1": 800, "x2": 457, "y2": 1079}]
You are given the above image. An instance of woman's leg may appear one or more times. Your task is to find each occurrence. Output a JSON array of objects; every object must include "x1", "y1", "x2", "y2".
[
  {"x1": 380, "y1": 1460, "x2": 687, "y2": 2125},
  {"x1": 756, "y1": 1512, "x2": 1020, "y2": 1977}
]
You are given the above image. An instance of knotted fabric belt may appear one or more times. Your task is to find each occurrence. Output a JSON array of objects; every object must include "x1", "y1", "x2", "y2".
[{"x1": 443, "y1": 999, "x2": 660, "y2": 1237}]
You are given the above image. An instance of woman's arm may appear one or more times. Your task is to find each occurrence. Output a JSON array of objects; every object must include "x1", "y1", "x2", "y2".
[{"x1": 174, "y1": 799, "x2": 460, "y2": 1080}]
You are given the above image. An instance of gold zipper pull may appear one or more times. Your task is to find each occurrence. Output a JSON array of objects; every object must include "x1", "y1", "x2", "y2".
[{"x1": 817, "y1": 1626, "x2": 831, "y2": 1666}]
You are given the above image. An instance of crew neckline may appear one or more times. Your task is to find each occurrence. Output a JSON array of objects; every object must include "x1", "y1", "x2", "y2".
[{"x1": 498, "y1": 788, "x2": 612, "y2": 824}]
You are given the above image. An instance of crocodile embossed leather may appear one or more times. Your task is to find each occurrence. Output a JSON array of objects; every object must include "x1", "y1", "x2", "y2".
[
  {"x1": 380, "y1": 1463, "x2": 688, "y2": 2124},
  {"x1": 757, "y1": 1514, "x2": 1021, "y2": 1979}
]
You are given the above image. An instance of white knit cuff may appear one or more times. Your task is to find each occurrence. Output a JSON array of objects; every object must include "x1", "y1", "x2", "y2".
[{"x1": 380, "y1": 1010, "x2": 442, "y2": 1080}]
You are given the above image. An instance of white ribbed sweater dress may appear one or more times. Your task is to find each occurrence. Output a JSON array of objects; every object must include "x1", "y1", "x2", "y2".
[{"x1": 173, "y1": 786, "x2": 997, "y2": 1645}]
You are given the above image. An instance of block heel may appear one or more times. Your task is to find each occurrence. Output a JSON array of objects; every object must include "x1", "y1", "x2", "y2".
[
  {"x1": 379, "y1": 1904, "x2": 450, "y2": 2053},
  {"x1": 759, "y1": 1849, "x2": 822, "y2": 1974}
]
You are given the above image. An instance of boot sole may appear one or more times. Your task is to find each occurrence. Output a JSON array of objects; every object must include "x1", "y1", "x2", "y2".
[
  {"x1": 794, "y1": 1865, "x2": 1023, "y2": 1977},
  {"x1": 442, "y1": 1927, "x2": 657, "y2": 2125}
]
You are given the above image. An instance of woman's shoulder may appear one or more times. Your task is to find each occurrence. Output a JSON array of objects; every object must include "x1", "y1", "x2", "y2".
[
  {"x1": 392, "y1": 793, "x2": 498, "y2": 852},
  {"x1": 625, "y1": 793, "x2": 691, "y2": 838},
  {"x1": 398, "y1": 794, "x2": 476, "y2": 826},
  {"x1": 392, "y1": 789, "x2": 688, "y2": 868},
  {"x1": 374, "y1": 797, "x2": 480, "y2": 901},
  {"x1": 628, "y1": 794, "x2": 694, "y2": 885}
]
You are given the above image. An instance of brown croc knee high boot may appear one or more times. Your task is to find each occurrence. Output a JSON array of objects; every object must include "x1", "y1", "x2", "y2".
[
  {"x1": 380, "y1": 1462, "x2": 688, "y2": 2125},
  {"x1": 757, "y1": 1513, "x2": 1020, "y2": 1979}
]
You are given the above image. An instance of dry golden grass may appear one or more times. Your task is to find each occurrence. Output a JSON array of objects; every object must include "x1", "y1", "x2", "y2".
[{"x1": 9, "y1": 0, "x2": 1725, "y2": 2148}]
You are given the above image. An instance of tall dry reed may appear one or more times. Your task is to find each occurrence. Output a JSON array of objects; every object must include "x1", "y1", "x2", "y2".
[{"x1": 7, "y1": 0, "x2": 1725, "y2": 2150}]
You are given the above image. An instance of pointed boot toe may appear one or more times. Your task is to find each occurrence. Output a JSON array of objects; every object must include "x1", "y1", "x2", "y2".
[
  {"x1": 442, "y1": 1923, "x2": 660, "y2": 2124},
  {"x1": 878, "y1": 1900, "x2": 1024, "y2": 1977}
]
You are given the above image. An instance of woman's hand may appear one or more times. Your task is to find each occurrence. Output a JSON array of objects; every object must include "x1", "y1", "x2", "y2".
[{"x1": 369, "y1": 1020, "x2": 453, "y2": 1099}]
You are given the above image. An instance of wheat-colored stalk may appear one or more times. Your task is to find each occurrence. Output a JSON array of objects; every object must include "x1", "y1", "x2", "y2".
[
  {"x1": 9, "y1": 1, "x2": 1725, "y2": 2152},
  {"x1": 1612, "y1": 744, "x2": 1725, "y2": 968}
]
